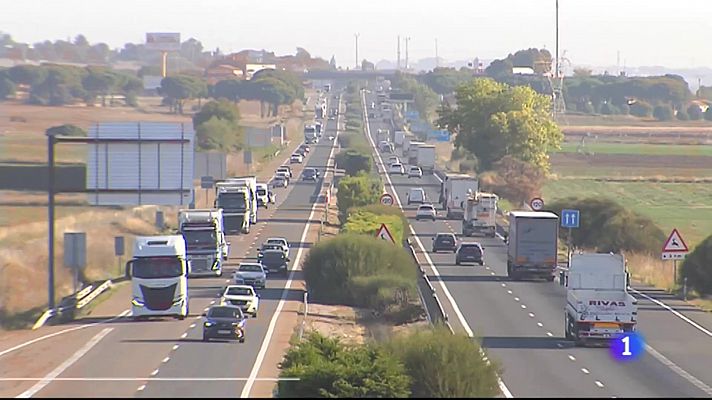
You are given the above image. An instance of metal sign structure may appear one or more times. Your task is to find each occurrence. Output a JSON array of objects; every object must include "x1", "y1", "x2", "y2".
[
  {"x1": 375, "y1": 223, "x2": 396, "y2": 244},
  {"x1": 380, "y1": 193, "x2": 394, "y2": 206},
  {"x1": 530, "y1": 197, "x2": 544, "y2": 211},
  {"x1": 145, "y1": 33, "x2": 181, "y2": 51},
  {"x1": 661, "y1": 228, "x2": 689, "y2": 260},
  {"x1": 194, "y1": 152, "x2": 227, "y2": 180},
  {"x1": 561, "y1": 209, "x2": 580, "y2": 228}
]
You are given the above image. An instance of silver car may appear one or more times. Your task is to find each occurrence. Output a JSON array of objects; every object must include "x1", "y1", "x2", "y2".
[{"x1": 233, "y1": 263, "x2": 267, "y2": 289}]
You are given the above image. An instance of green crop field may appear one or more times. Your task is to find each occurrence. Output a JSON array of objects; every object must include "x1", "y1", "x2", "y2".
[
  {"x1": 555, "y1": 142, "x2": 712, "y2": 157},
  {"x1": 543, "y1": 179, "x2": 712, "y2": 248}
]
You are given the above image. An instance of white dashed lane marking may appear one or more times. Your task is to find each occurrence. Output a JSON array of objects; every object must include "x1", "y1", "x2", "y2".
[
  {"x1": 581, "y1": 368, "x2": 590, "y2": 374},
  {"x1": 501, "y1": 283, "x2": 506, "y2": 287},
  {"x1": 172, "y1": 345, "x2": 179, "y2": 351},
  {"x1": 507, "y1": 290, "x2": 513, "y2": 294},
  {"x1": 546, "y1": 332, "x2": 553, "y2": 337},
  {"x1": 137, "y1": 385, "x2": 146, "y2": 391},
  {"x1": 150, "y1": 369, "x2": 159, "y2": 376},
  {"x1": 514, "y1": 297, "x2": 520, "y2": 302},
  {"x1": 180, "y1": 333, "x2": 188, "y2": 339},
  {"x1": 162, "y1": 357, "x2": 170, "y2": 363},
  {"x1": 528, "y1": 313, "x2": 535, "y2": 318},
  {"x1": 537, "y1": 322, "x2": 544, "y2": 327},
  {"x1": 595, "y1": 381, "x2": 605, "y2": 388},
  {"x1": 568, "y1": 355, "x2": 576, "y2": 361},
  {"x1": 189, "y1": 323, "x2": 196, "y2": 328},
  {"x1": 520, "y1": 305, "x2": 527, "y2": 309}
]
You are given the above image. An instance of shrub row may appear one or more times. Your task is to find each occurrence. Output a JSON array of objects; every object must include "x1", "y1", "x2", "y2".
[
  {"x1": 681, "y1": 234, "x2": 712, "y2": 295},
  {"x1": 278, "y1": 327, "x2": 501, "y2": 398},
  {"x1": 336, "y1": 175, "x2": 381, "y2": 224},
  {"x1": 342, "y1": 204, "x2": 409, "y2": 245}
]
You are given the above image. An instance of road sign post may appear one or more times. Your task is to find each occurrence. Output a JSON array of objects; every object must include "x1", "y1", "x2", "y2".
[
  {"x1": 561, "y1": 209, "x2": 580, "y2": 265},
  {"x1": 661, "y1": 228, "x2": 689, "y2": 286},
  {"x1": 530, "y1": 197, "x2": 544, "y2": 211},
  {"x1": 380, "y1": 193, "x2": 394, "y2": 206},
  {"x1": 375, "y1": 223, "x2": 395, "y2": 244}
]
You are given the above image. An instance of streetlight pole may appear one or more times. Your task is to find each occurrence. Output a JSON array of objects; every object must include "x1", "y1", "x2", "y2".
[
  {"x1": 555, "y1": 0, "x2": 559, "y2": 79},
  {"x1": 354, "y1": 33, "x2": 360, "y2": 70},
  {"x1": 47, "y1": 132, "x2": 56, "y2": 310},
  {"x1": 405, "y1": 37, "x2": 411, "y2": 71}
]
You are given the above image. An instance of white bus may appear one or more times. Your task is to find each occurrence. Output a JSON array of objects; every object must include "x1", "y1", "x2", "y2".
[{"x1": 126, "y1": 235, "x2": 189, "y2": 320}]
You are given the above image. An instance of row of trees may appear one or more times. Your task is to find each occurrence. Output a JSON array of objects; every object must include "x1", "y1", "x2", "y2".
[
  {"x1": 0, "y1": 64, "x2": 143, "y2": 106},
  {"x1": 211, "y1": 69, "x2": 304, "y2": 117},
  {"x1": 390, "y1": 71, "x2": 440, "y2": 122}
]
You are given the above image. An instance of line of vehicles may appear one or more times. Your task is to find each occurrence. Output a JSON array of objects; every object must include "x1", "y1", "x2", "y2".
[{"x1": 377, "y1": 98, "x2": 637, "y2": 348}]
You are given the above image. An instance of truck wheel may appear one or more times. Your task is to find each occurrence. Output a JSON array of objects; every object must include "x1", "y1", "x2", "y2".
[
  {"x1": 564, "y1": 315, "x2": 573, "y2": 340},
  {"x1": 546, "y1": 275, "x2": 555, "y2": 282}
]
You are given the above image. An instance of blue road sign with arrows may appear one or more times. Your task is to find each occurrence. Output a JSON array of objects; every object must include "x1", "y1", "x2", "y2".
[{"x1": 561, "y1": 209, "x2": 580, "y2": 228}]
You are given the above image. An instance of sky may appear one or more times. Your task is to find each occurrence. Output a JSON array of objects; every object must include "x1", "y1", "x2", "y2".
[{"x1": 1, "y1": 0, "x2": 712, "y2": 69}]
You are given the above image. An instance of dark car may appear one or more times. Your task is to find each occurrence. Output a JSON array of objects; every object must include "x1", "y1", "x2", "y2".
[
  {"x1": 455, "y1": 242, "x2": 484, "y2": 266},
  {"x1": 302, "y1": 168, "x2": 320, "y2": 181},
  {"x1": 202, "y1": 305, "x2": 246, "y2": 342},
  {"x1": 432, "y1": 233, "x2": 457, "y2": 253},
  {"x1": 258, "y1": 249, "x2": 290, "y2": 274}
]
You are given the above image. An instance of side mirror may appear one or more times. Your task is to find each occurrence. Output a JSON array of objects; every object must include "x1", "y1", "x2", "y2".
[
  {"x1": 256, "y1": 293, "x2": 261, "y2": 298},
  {"x1": 431, "y1": 237, "x2": 434, "y2": 241},
  {"x1": 226, "y1": 241, "x2": 231, "y2": 246},
  {"x1": 125, "y1": 260, "x2": 133, "y2": 279},
  {"x1": 201, "y1": 312, "x2": 207, "y2": 317},
  {"x1": 286, "y1": 257, "x2": 291, "y2": 262}
]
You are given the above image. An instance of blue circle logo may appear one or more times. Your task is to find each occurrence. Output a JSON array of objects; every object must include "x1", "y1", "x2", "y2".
[{"x1": 610, "y1": 332, "x2": 645, "y2": 362}]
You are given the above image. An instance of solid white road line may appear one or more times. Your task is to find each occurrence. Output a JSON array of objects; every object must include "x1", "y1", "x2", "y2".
[
  {"x1": 241, "y1": 94, "x2": 342, "y2": 399},
  {"x1": 15, "y1": 327, "x2": 113, "y2": 398},
  {"x1": 0, "y1": 310, "x2": 129, "y2": 359},
  {"x1": 645, "y1": 344, "x2": 712, "y2": 396},
  {"x1": 630, "y1": 288, "x2": 712, "y2": 338},
  {"x1": 4, "y1": 378, "x2": 301, "y2": 382},
  {"x1": 361, "y1": 91, "x2": 513, "y2": 398}
]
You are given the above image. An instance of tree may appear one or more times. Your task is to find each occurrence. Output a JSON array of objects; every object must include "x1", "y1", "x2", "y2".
[
  {"x1": 0, "y1": 77, "x2": 16, "y2": 100},
  {"x1": 7, "y1": 65, "x2": 46, "y2": 86},
  {"x1": 193, "y1": 99, "x2": 240, "y2": 129},
  {"x1": 653, "y1": 104, "x2": 674, "y2": 121},
  {"x1": 687, "y1": 104, "x2": 703, "y2": 120},
  {"x1": 681, "y1": 234, "x2": 712, "y2": 295},
  {"x1": 195, "y1": 116, "x2": 242, "y2": 151},
  {"x1": 676, "y1": 108, "x2": 689, "y2": 121},
  {"x1": 480, "y1": 156, "x2": 545, "y2": 206},
  {"x1": 82, "y1": 67, "x2": 117, "y2": 106},
  {"x1": 485, "y1": 58, "x2": 513, "y2": 78},
  {"x1": 705, "y1": 107, "x2": 712, "y2": 121},
  {"x1": 335, "y1": 150, "x2": 372, "y2": 176},
  {"x1": 573, "y1": 68, "x2": 593, "y2": 77},
  {"x1": 46, "y1": 124, "x2": 86, "y2": 137},
  {"x1": 278, "y1": 332, "x2": 411, "y2": 398},
  {"x1": 438, "y1": 78, "x2": 563, "y2": 172},
  {"x1": 159, "y1": 75, "x2": 206, "y2": 114},
  {"x1": 629, "y1": 100, "x2": 652, "y2": 117},
  {"x1": 336, "y1": 175, "x2": 381, "y2": 222}
]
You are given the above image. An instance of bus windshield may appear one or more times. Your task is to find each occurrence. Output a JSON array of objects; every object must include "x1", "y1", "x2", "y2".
[{"x1": 132, "y1": 257, "x2": 184, "y2": 279}]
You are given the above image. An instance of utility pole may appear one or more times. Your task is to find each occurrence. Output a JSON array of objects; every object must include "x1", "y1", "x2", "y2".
[
  {"x1": 555, "y1": 0, "x2": 559, "y2": 79},
  {"x1": 435, "y1": 38, "x2": 439, "y2": 68},
  {"x1": 354, "y1": 33, "x2": 360, "y2": 70},
  {"x1": 397, "y1": 35, "x2": 401, "y2": 70},
  {"x1": 405, "y1": 37, "x2": 411, "y2": 71}
]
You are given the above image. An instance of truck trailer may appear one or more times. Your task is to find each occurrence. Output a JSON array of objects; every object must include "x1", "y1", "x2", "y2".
[
  {"x1": 416, "y1": 144, "x2": 436, "y2": 173},
  {"x1": 441, "y1": 173, "x2": 478, "y2": 219},
  {"x1": 507, "y1": 211, "x2": 559, "y2": 281},
  {"x1": 564, "y1": 253, "x2": 637, "y2": 346}
]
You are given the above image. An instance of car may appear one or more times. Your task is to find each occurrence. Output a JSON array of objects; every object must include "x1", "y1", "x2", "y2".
[
  {"x1": 432, "y1": 232, "x2": 457, "y2": 253},
  {"x1": 407, "y1": 187, "x2": 426, "y2": 205},
  {"x1": 202, "y1": 305, "x2": 246, "y2": 342},
  {"x1": 258, "y1": 249, "x2": 290, "y2": 275},
  {"x1": 302, "y1": 168, "x2": 320, "y2": 181},
  {"x1": 388, "y1": 156, "x2": 400, "y2": 165},
  {"x1": 455, "y1": 242, "x2": 485, "y2": 266},
  {"x1": 290, "y1": 154, "x2": 303, "y2": 164},
  {"x1": 272, "y1": 174, "x2": 288, "y2": 188},
  {"x1": 220, "y1": 285, "x2": 259, "y2": 318},
  {"x1": 388, "y1": 163, "x2": 405, "y2": 175},
  {"x1": 408, "y1": 166, "x2": 423, "y2": 179},
  {"x1": 416, "y1": 204, "x2": 437, "y2": 221},
  {"x1": 299, "y1": 144, "x2": 310, "y2": 154},
  {"x1": 277, "y1": 165, "x2": 293, "y2": 179},
  {"x1": 295, "y1": 147, "x2": 308, "y2": 157},
  {"x1": 255, "y1": 183, "x2": 273, "y2": 208},
  {"x1": 264, "y1": 237, "x2": 289, "y2": 257},
  {"x1": 233, "y1": 263, "x2": 267, "y2": 289}
]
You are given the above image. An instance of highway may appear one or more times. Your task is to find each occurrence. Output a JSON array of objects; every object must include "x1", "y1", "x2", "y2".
[
  {"x1": 0, "y1": 87, "x2": 341, "y2": 398},
  {"x1": 362, "y1": 87, "x2": 712, "y2": 398}
]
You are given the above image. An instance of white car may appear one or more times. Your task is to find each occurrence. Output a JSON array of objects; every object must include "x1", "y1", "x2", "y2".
[
  {"x1": 407, "y1": 187, "x2": 426, "y2": 205},
  {"x1": 408, "y1": 166, "x2": 423, "y2": 178},
  {"x1": 388, "y1": 156, "x2": 400, "y2": 165},
  {"x1": 255, "y1": 183, "x2": 271, "y2": 208},
  {"x1": 416, "y1": 204, "x2": 437, "y2": 221},
  {"x1": 220, "y1": 285, "x2": 259, "y2": 318},
  {"x1": 277, "y1": 166, "x2": 292, "y2": 179},
  {"x1": 264, "y1": 237, "x2": 289, "y2": 258},
  {"x1": 232, "y1": 263, "x2": 267, "y2": 289},
  {"x1": 272, "y1": 174, "x2": 288, "y2": 188},
  {"x1": 388, "y1": 163, "x2": 405, "y2": 175},
  {"x1": 290, "y1": 154, "x2": 303, "y2": 164}
]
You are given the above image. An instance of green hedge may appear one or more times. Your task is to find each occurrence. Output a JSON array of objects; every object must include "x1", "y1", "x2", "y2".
[
  {"x1": 335, "y1": 149, "x2": 372, "y2": 177},
  {"x1": 681, "y1": 234, "x2": 712, "y2": 295},
  {"x1": 337, "y1": 175, "x2": 381, "y2": 223},
  {"x1": 303, "y1": 233, "x2": 417, "y2": 312},
  {"x1": 547, "y1": 197, "x2": 665, "y2": 255},
  {"x1": 383, "y1": 326, "x2": 501, "y2": 397},
  {"x1": 278, "y1": 331, "x2": 411, "y2": 398},
  {"x1": 343, "y1": 208, "x2": 405, "y2": 245}
]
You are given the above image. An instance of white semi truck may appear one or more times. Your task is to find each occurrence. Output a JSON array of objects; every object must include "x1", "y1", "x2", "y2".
[
  {"x1": 126, "y1": 235, "x2": 189, "y2": 320},
  {"x1": 215, "y1": 182, "x2": 251, "y2": 234},
  {"x1": 179, "y1": 209, "x2": 229, "y2": 277},
  {"x1": 304, "y1": 124, "x2": 318, "y2": 144},
  {"x1": 507, "y1": 211, "x2": 559, "y2": 281},
  {"x1": 224, "y1": 176, "x2": 258, "y2": 225},
  {"x1": 394, "y1": 131, "x2": 405, "y2": 147},
  {"x1": 441, "y1": 173, "x2": 478, "y2": 219},
  {"x1": 416, "y1": 144, "x2": 436, "y2": 173},
  {"x1": 462, "y1": 192, "x2": 498, "y2": 237},
  {"x1": 407, "y1": 141, "x2": 424, "y2": 165},
  {"x1": 564, "y1": 253, "x2": 637, "y2": 346}
]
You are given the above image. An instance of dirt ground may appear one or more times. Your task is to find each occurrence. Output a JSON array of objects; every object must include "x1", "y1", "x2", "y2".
[{"x1": 551, "y1": 152, "x2": 712, "y2": 171}]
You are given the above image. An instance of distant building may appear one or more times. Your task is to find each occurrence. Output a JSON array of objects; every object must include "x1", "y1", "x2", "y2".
[
  {"x1": 512, "y1": 66, "x2": 535, "y2": 75},
  {"x1": 244, "y1": 64, "x2": 276, "y2": 80},
  {"x1": 205, "y1": 64, "x2": 244, "y2": 84}
]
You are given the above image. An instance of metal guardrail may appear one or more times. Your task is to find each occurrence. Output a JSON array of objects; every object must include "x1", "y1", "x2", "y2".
[
  {"x1": 406, "y1": 240, "x2": 450, "y2": 326},
  {"x1": 77, "y1": 280, "x2": 113, "y2": 309},
  {"x1": 298, "y1": 292, "x2": 309, "y2": 342},
  {"x1": 32, "y1": 279, "x2": 113, "y2": 330}
]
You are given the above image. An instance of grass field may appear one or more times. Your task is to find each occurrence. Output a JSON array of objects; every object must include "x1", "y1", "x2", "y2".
[
  {"x1": 543, "y1": 179, "x2": 712, "y2": 248},
  {"x1": 560, "y1": 113, "x2": 712, "y2": 128},
  {"x1": 557, "y1": 142, "x2": 712, "y2": 157}
]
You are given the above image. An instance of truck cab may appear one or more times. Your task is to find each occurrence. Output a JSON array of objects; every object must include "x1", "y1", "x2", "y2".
[
  {"x1": 462, "y1": 192, "x2": 498, "y2": 237},
  {"x1": 224, "y1": 177, "x2": 258, "y2": 225},
  {"x1": 179, "y1": 209, "x2": 228, "y2": 277},
  {"x1": 215, "y1": 183, "x2": 251, "y2": 234},
  {"x1": 126, "y1": 236, "x2": 189, "y2": 320},
  {"x1": 564, "y1": 253, "x2": 637, "y2": 346}
]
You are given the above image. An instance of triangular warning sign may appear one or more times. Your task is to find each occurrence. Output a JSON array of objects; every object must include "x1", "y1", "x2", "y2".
[
  {"x1": 662, "y1": 229, "x2": 689, "y2": 252},
  {"x1": 375, "y1": 223, "x2": 395, "y2": 244}
]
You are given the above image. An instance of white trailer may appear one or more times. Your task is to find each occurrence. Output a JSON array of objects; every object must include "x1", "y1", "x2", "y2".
[
  {"x1": 215, "y1": 182, "x2": 251, "y2": 234},
  {"x1": 416, "y1": 144, "x2": 436, "y2": 173},
  {"x1": 564, "y1": 253, "x2": 637, "y2": 346},
  {"x1": 408, "y1": 141, "x2": 424, "y2": 165},
  {"x1": 462, "y1": 192, "x2": 498, "y2": 237},
  {"x1": 394, "y1": 131, "x2": 405, "y2": 147},
  {"x1": 441, "y1": 173, "x2": 478, "y2": 219},
  {"x1": 224, "y1": 176, "x2": 258, "y2": 225}
]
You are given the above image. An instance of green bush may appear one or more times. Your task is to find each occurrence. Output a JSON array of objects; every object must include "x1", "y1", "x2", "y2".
[
  {"x1": 383, "y1": 327, "x2": 501, "y2": 397},
  {"x1": 653, "y1": 104, "x2": 674, "y2": 121},
  {"x1": 336, "y1": 175, "x2": 381, "y2": 223},
  {"x1": 335, "y1": 149, "x2": 372, "y2": 176},
  {"x1": 193, "y1": 99, "x2": 241, "y2": 129},
  {"x1": 547, "y1": 197, "x2": 665, "y2": 255},
  {"x1": 195, "y1": 116, "x2": 242, "y2": 152},
  {"x1": 676, "y1": 108, "x2": 690, "y2": 120},
  {"x1": 46, "y1": 124, "x2": 86, "y2": 137},
  {"x1": 630, "y1": 100, "x2": 653, "y2": 117},
  {"x1": 348, "y1": 204, "x2": 409, "y2": 241},
  {"x1": 681, "y1": 234, "x2": 712, "y2": 295},
  {"x1": 343, "y1": 211, "x2": 404, "y2": 244},
  {"x1": 278, "y1": 331, "x2": 411, "y2": 398},
  {"x1": 687, "y1": 104, "x2": 703, "y2": 120},
  {"x1": 302, "y1": 233, "x2": 417, "y2": 310}
]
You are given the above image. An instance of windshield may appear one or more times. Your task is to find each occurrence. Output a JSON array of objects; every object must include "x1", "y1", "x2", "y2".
[
  {"x1": 216, "y1": 193, "x2": 247, "y2": 210},
  {"x1": 267, "y1": 239, "x2": 286, "y2": 246},
  {"x1": 437, "y1": 235, "x2": 455, "y2": 243},
  {"x1": 262, "y1": 244, "x2": 282, "y2": 251},
  {"x1": 132, "y1": 257, "x2": 184, "y2": 279},
  {"x1": 226, "y1": 287, "x2": 253, "y2": 296},
  {"x1": 239, "y1": 264, "x2": 263, "y2": 272},
  {"x1": 304, "y1": 169, "x2": 315, "y2": 176},
  {"x1": 207, "y1": 306, "x2": 243, "y2": 319},
  {"x1": 460, "y1": 245, "x2": 482, "y2": 255},
  {"x1": 262, "y1": 252, "x2": 285, "y2": 262},
  {"x1": 183, "y1": 230, "x2": 216, "y2": 249},
  {"x1": 256, "y1": 188, "x2": 266, "y2": 196}
]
